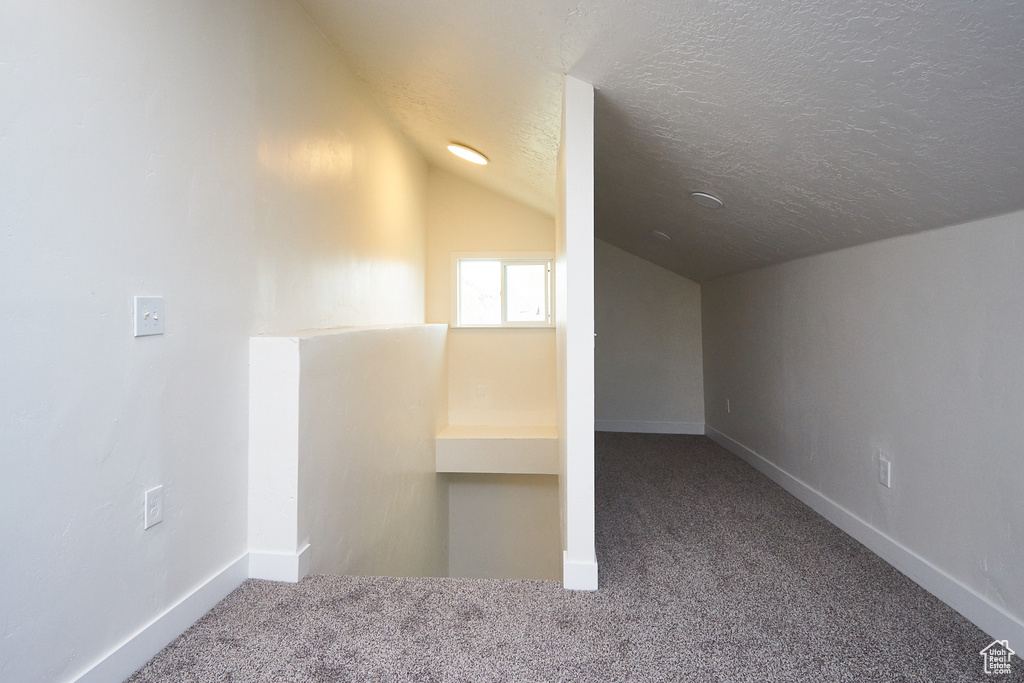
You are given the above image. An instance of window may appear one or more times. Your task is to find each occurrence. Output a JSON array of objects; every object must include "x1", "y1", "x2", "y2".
[{"x1": 452, "y1": 254, "x2": 553, "y2": 327}]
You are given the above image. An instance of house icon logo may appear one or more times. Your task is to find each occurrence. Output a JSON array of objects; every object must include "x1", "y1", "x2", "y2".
[{"x1": 980, "y1": 640, "x2": 1015, "y2": 675}]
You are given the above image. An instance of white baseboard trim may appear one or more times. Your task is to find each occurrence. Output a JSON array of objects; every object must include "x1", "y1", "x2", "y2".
[
  {"x1": 73, "y1": 553, "x2": 248, "y2": 683},
  {"x1": 248, "y1": 543, "x2": 311, "y2": 583},
  {"x1": 595, "y1": 420, "x2": 704, "y2": 435},
  {"x1": 706, "y1": 425, "x2": 1024, "y2": 650},
  {"x1": 562, "y1": 550, "x2": 599, "y2": 591}
]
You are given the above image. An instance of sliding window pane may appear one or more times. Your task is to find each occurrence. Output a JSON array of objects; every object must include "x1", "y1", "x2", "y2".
[
  {"x1": 505, "y1": 263, "x2": 547, "y2": 322},
  {"x1": 458, "y1": 260, "x2": 501, "y2": 325}
]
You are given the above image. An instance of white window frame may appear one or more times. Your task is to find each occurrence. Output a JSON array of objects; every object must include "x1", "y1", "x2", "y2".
[{"x1": 451, "y1": 252, "x2": 554, "y2": 328}]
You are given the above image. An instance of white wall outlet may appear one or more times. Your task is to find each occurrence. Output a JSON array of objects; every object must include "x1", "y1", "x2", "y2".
[
  {"x1": 878, "y1": 455, "x2": 892, "y2": 488},
  {"x1": 133, "y1": 296, "x2": 164, "y2": 337},
  {"x1": 726, "y1": 398, "x2": 731, "y2": 413},
  {"x1": 144, "y1": 485, "x2": 164, "y2": 529}
]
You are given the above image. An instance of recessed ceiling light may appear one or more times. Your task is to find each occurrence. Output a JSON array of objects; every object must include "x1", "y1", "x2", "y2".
[
  {"x1": 447, "y1": 143, "x2": 488, "y2": 165},
  {"x1": 690, "y1": 191, "x2": 723, "y2": 209},
  {"x1": 650, "y1": 230, "x2": 673, "y2": 242}
]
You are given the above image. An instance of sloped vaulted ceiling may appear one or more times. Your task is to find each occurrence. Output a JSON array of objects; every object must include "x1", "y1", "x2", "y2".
[{"x1": 299, "y1": 0, "x2": 1024, "y2": 282}]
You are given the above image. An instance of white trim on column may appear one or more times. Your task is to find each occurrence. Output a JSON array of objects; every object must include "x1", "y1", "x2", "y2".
[
  {"x1": 248, "y1": 543, "x2": 312, "y2": 583},
  {"x1": 706, "y1": 425, "x2": 1024, "y2": 650},
  {"x1": 563, "y1": 550, "x2": 599, "y2": 591}
]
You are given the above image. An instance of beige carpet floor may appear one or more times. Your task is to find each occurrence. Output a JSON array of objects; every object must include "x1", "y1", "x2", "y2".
[{"x1": 127, "y1": 433, "x2": 1013, "y2": 682}]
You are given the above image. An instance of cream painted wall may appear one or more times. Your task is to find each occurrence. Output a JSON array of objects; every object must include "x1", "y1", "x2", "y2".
[
  {"x1": 594, "y1": 239, "x2": 704, "y2": 433},
  {"x1": 255, "y1": 2, "x2": 426, "y2": 331},
  {"x1": 425, "y1": 167, "x2": 556, "y2": 426},
  {"x1": 0, "y1": 1, "x2": 428, "y2": 680},
  {"x1": 299, "y1": 326, "x2": 448, "y2": 577},
  {"x1": 702, "y1": 210, "x2": 1024, "y2": 644},
  {"x1": 448, "y1": 474, "x2": 561, "y2": 580},
  {"x1": 249, "y1": 326, "x2": 449, "y2": 581}
]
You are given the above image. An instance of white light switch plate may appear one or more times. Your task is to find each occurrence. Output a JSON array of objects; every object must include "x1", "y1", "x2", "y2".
[
  {"x1": 134, "y1": 296, "x2": 164, "y2": 337},
  {"x1": 144, "y1": 485, "x2": 164, "y2": 529}
]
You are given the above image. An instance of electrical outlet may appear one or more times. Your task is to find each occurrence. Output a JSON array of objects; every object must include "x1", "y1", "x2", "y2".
[
  {"x1": 726, "y1": 398, "x2": 731, "y2": 413},
  {"x1": 134, "y1": 296, "x2": 164, "y2": 337},
  {"x1": 144, "y1": 485, "x2": 164, "y2": 529},
  {"x1": 878, "y1": 456, "x2": 892, "y2": 488}
]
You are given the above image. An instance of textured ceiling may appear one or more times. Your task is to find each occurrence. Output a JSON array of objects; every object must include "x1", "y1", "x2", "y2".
[
  {"x1": 300, "y1": 0, "x2": 1024, "y2": 282},
  {"x1": 297, "y1": 0, "x2": 605, "y2": 214}
]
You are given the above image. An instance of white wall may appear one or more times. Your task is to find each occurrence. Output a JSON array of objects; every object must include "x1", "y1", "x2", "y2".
[
  {"x1": 594, "y1": 239, "x2": 704, "y2": 434},
  {"x1": 0, "y1": 1, "x2": 428, "y2": 680},
  {"x1": 299, "y1": 326, "x2": 448, "y2": 577},
  {"x1": 425, "y1": 167, "x2": 556, "y2": 426},
  {"x1": 702, "y1": 211, "x2": 1024, "y2": 645},
  {"x1": 448, "y1": 474, "x2": 561, "y2": 580},
  {"x1": 249, "y1": 326, "x2": 448, "y2": 581},
  {"x1": 556, "y1": 76, "x2": 598, "y2": 590}
]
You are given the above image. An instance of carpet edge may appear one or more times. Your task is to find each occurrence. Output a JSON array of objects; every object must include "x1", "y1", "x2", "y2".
[
  {"x1": 72, "y1": 553, "x2": 249, "y2": 683},
  {"x1": 595, "y1": 420, "x2": 705, "y2": 434},
  {"x1": 705, "y1": 425, "x2": 1024, "y2": 652}
]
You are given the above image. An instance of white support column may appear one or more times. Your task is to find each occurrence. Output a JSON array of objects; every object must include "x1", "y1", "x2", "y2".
[
  {"x1": 557, "y1": 75, "x2": 598, "y2": 590},
  {"x1": 248, "y1": 336, "x2": 309, "y2": 582}
]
